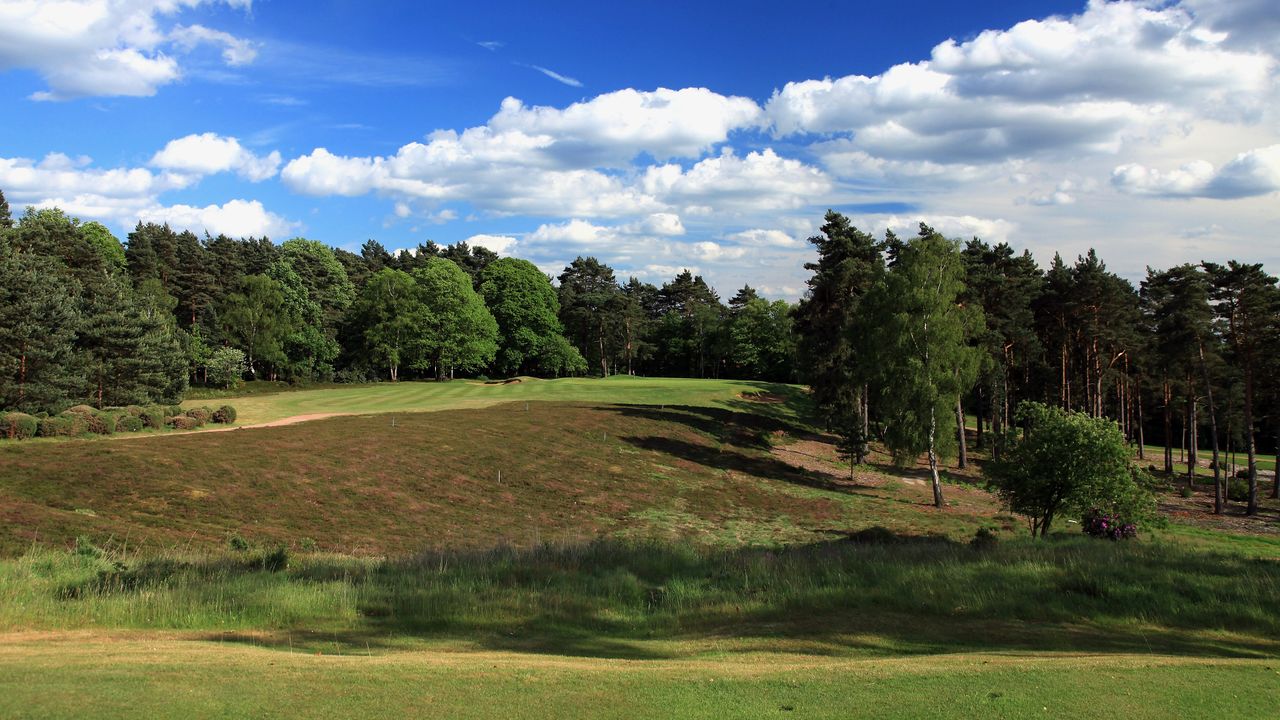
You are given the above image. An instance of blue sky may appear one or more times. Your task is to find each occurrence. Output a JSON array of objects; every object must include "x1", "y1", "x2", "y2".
[{"x1": 1, "y1": 0, "x2": 1277, "y2": 298}]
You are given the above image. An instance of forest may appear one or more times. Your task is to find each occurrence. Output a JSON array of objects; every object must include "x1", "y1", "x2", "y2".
[{"x1": 1, "y1": 189, "x2": 1277, "y2": 512}]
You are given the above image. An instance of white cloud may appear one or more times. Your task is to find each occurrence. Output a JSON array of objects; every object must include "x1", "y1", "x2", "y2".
[
  {"x1": 0, "y1": 152, "x2": 191, "y2": 201},
  {"x1": 137, "y1": 198, "x2": 296, "y2": 238},
  {"x1": 489, "y1": 88, "x2": 763, "y2": 163},
  {"x1": 0, "y1": 0, "x2": 256, "y2": 100},
  {"x1": 726, "y1": 228, "x2": 805, "y2": 248},
  {"x1": 463, "y1": 233, "x2": 518, "y2": 255},
  {"x1": 1112, "y1": 144, "x2": 1280, "y2": 199},
  {"x1": 527, "y1": 64, "x2": 582, "y2": 88},
  {"x1": 641, "y1": 149, "x2": 832, "y2": 212},
  {"x1": 150, "y1": 133, "x2": 281, "y2": 181},
  {"x1": 765, "y1": 0, "x2": 1275, "y2": 169}
]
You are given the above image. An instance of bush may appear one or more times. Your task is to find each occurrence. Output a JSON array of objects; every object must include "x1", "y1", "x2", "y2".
[
  {"x1": 185, "y1": 406, "x2": 213, "y2": 424},
  {"x1": 1082, "y1": 508, "x2": 1138, "y2": 540},
  {"x1": 970, "y1": 527, "x2": 999, "y2": 550},
  {"x1": 37, "y1": 415, "x2": 75, "y2": 438},
  {"x1": 116, "y1": 415, "x2": 144, "y2": 433},
  {"x1": 139, "y1": 407, "x2": 166, "y2": 429},
  {"x1": 57, "y1": 412, "x2": 88, "y2": 435},
  {"x1": 167, "y1": 416, "x2": 200, "y2": 431},
  {"x1": 254, "y1": 546, "x2": 290, "y2": 573},
  {"x1": 1228, "y1": 479, "x2": 1252, "y2": 502},
  {"x1": 1179, "y1": 485, "x2": 1193, "y2": 498},
  {"x1": 66, "y1": 405, "x2": 96, "y2": 415},
  {"x1": 0, "y1": 412, "x2": 38, "y2": 440},
  {"x1": 124, "y1": 405, "x2": 146, "y2": 417},
  {"x1": 83, "y1": 411, "x2": 112, "y2": 435},
  {"x1": 212, "y1": 405, "x2": 237, "y2": 424},
  {"x1": 228, "y1": 534, "x2": 250, "y2": 552}
]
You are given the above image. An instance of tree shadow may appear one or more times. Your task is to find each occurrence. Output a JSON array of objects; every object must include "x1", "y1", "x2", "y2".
[{"x1": 158, "y1": 535, "x2": 1280, "y2": 661}]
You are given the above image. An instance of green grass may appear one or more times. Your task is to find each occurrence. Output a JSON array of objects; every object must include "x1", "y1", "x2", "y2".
[
  {"x1": 180, "y1": 375, "x2": 812, "y2": 427},
  {"x1": 3, "y1": 636, "x2": 1274, "y2": 719}
]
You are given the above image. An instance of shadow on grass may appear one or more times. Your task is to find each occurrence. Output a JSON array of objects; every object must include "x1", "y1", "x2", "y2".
[{"x1": 60, "y1": 534, "x2": 1280, "y2": 661}]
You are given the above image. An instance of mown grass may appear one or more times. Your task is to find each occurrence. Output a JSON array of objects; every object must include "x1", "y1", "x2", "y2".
[
  {"x1": 3, "y1": 637, "x2": 1273, "y2": 719},
  {"x1": 178, "y1": 375, "x2": 813, "y2": 426}
]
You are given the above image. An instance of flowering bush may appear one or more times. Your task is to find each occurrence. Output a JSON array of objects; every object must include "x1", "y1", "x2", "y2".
[{"x1": 1082, "y1": 508, "x2": 1137, "y2": 540}]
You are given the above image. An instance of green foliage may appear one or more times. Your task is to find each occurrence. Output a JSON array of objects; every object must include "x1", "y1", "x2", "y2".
[
  {"x1": 56, "y1": 411, "x2": 88, "y2": 435},
  {"x1": 987, "y1": 402, "x2": 1154, "y2": 537},
  {"x1": 66, "y1": 405, "x2": 95, "y2": 415},
  {"x1": 865, "y1": 227, "x2": 983, "y2": 503},
  {"x1": 729, "y1": 298, "x2": 796, "y2": 382},
  {"x1": 205, "y1": 346, "x2": 246, "y2": 389},
  {"x1": 36, "y1": 415, "x2": 76, "y2": 438},
  {"x1": 536, "y1": 334, "x2": 588, "y2": 377},
  {"x1": 0, "y1": 411, "x2": 38, "y2": 439},
  {"x1": 220, "y1": 274, "x2": 293, "y2": 378},
  {"x1": 477, "y1": 257, "x2": 566, "y2": 376},
  {"x1": 138, "y1": 408, "x2": 165, "y2": 429},
  {"x1": 212, "y1": 405, "x2": 237, "y2": 424},
  {"x1": 412, "y1": 258, "x2": 498, "y2": 378},
  {"x1": 184, "y1": 407, "x2": 214, "y2": 424},
  {"x1": 116, "y1": 415, "x2": 144, "y2": 433},
  {"x1": 0, "y1": 251, "x2": 82, "y2": 413},
  {"x1": 558, "y1": 256, "x2": 624, "y2": 376},
  {"x1": 83, "y1": 411, "x2": 112, "y2": 435},
  {"x1": 351, "y1": 269, "x2": 426, "y2": 381}
]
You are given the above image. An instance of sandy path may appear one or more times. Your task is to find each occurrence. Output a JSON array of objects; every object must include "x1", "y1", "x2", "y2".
[{"x1": 109, "y1": 412, "x2": 355, "y2": 440}]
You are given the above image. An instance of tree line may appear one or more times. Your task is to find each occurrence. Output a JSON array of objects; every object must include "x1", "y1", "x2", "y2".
[
  {"x1": 0, "y1": 190, "x2": 798, "y2": 414},
  {"x1": 794, "y1": 210, "x2": 1280, "y2": 517}
]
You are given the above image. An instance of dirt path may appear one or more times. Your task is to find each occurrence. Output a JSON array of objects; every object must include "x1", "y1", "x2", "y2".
[{"x1": 111, "y1": 412, "x2": 355, "y2": 440}]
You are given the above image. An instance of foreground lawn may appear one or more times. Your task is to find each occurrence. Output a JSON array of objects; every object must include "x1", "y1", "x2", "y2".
[{"x1": 1, "y1": 634, "x2": 1274, "y2": 719}]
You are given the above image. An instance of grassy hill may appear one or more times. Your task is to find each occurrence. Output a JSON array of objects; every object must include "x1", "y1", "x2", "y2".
[{"x1": 2, "y1": 378, "x2": 1279, "y2": 718}]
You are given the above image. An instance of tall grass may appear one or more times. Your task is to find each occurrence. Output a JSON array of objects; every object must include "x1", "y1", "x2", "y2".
[{"x1": 3, "y1": 535, "x2": 1276, "y2": 657}]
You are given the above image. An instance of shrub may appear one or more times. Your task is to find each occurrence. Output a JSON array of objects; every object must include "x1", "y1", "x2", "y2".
[
  {"x1": 83, "y1": 411, "x2": 112, "y2": 435},
  {"x1": 167, "y1": 416, "x2": 200, "y2": 431},
  {"x1": 1082, "y1": 508, "x2": 1138, "y2": 540},
  {"x1": 986, "y1": 401, "x2": 1153, "y2": 538},
  {"x1": 255, "y1": 546, "x2": 290, "y2": 573},
  {"x1": 228, "y1": 534, "x2": 250, "y2": 552},
  {"x1": 185, "y1": 406, "x2": 213, "y2": 424},
  {"x1": 37, "y1": 415, "x2": 75, "y2": 438},
  {"x1": 124, "y1": 405, "x2": 146, "y2": 417},
  {"x1": 1235, "y1": 468, "x2": 1250, "y2": 480},
  {"x1": 166, "y1": 405, "x2": 183, "y2": 418},
  {"x1": 1227, "y1": 479, "x2": 1251, "y2": 502},
  {"x1": 1179, "y1": 485, "x2": 1193, "y2": 499},
  {"x1": 970, "y1": 527, "x2": 999, "y2": 550},
  {"x1": 57, "y1": 412, "x2": 88, "y2": 435},
  {"x1": 0, "y1": 412, "x2": 38, "y2": 440},
  {"x1": 116, "y1": 415, "x2": 144, "y2": 433},
  {"x1": 66, "y1": 405, "x2": 96, "y2": 415},
  {"x1": 140, "y1": 407, "x2": 166, "y2": 429},
  {"x1": 212, "y1": 405, "x2": 237, "y2": 424}
]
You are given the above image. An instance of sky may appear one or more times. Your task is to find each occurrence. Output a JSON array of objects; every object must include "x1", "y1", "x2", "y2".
[{"x1": 1, "y1": 0, "x2": 1277, "y2": 299}]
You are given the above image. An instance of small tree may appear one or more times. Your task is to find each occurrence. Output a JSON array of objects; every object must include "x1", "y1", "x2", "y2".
[
  {"x1": 987, "y1": 401, "x2": 1154, "y2": 538},
  {"x1": 206, "y1": 347, "x2": 247, "y2": 389}
]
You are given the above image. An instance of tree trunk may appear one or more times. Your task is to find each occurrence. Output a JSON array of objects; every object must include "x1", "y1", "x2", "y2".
[
  {"x1": 1243, "y1": 369, "x2": 1259, "y2": 515},
  {"x1": 1187, "y1": 382, "x2": 1197, "y2": 488},
  {"x1": 928, "y1": 405, "x2": 944, "y2": 508},
  {"x1": 1136, "y1": 383, "x2": 1145, "y2": 461},
  {"x1": 975, "y1": 386, "x2": 985, "y2": 450},
  {"x1": 1163, "y1": 379, "x2": 1173, "y2": 473},
  {"x1": 955, "y1": 396, "x2": 967, "y2": 469},
  {"x1": 1197, "y1": 342, "x2": 1223, "y2": 515}
]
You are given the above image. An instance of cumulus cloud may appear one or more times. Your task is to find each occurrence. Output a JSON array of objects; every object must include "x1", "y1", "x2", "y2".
[
  {"x1": 0, "y1": 0, "x2": 256, "y2": 100},
  {"x1": 137, "y1": 198, "x2": 296, "y2": 238},
  {"x1": 767, "y1": 0, "x2": 1275, "y2": 170},
  {"x1": 641, "y1": 149, "x2": 832, "y2": 213},
  {"x1": 462, "y1": 233, "x2": 519, "y2": 255},
  {"x1": 489, "y1": 88, "x2": 763, "y2": 163},
  {"x1": 150, "y1": 133, "x2": 281, "y2": 181},
  {"x1": 1112, "y1": 144, "x2": 1280, "y2": 199}
]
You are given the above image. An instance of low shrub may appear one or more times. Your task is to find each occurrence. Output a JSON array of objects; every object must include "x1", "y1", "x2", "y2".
[
  {"x1": 228, "y1": 534, "x2": 250, "y2": 552},
  {"x1": 140, "y1": 407, "x2": 166, "y2": 429},
  {"x1": 212, "y1": 405, "x2": 237, "y2": 424},
  {"x1": 167, "y1": 416, "x2": 201, "y2": 431},
  {"x1": 970, "y1": 527, "x2": 998, "y2": 550},
  {"x1": 185, "y1": 406, "x2": 214, "y2": 424},
  {"x1": 83, "y1": 412, "x2": 112, "y2": 435},
  {"x1": 0, "y1": 412, "x2": 38, "y2": 440},
  {"x1": 1227, "y1": 479, "x2": 1252, "y2": 502},
  {"x1": 37, "y1": 415, "x2": 76, "y2": 438},
  {"x1": 116, "y1": 415, "x2": 144, "y2": 433},
  {"x1": 66, "y1": 405, "x2": 96, "y2": 415},
  {"x1": 1082, "y1": 508, "x2": 1137, "y2": 540},
  {"x1": 166, "y1": 405, "x2": 183, "y2": 418},
  {"x1": 124, "y1": 405, "x2": 146, "y2": 417},
  {"x1": 254, "y1": 546, "x2": 290, "y2": 573},
  {"x1": 57, "y1": 412, "x2": 88, "y2": 435},
  {"x1": 1179, "y1": 485, "x2": 1193, "y2": 498}
]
